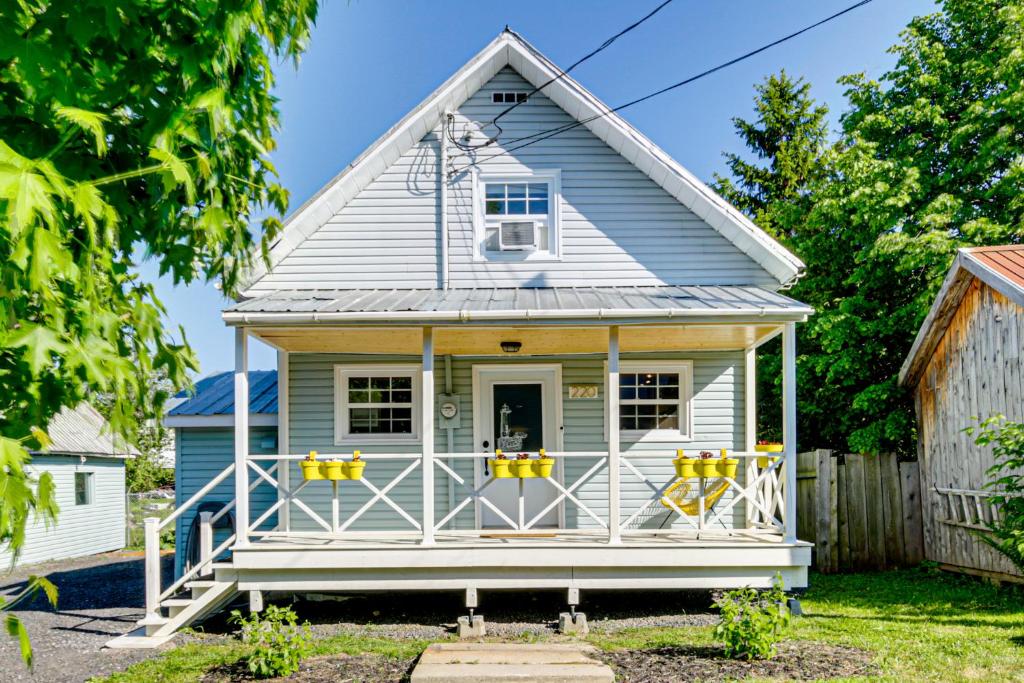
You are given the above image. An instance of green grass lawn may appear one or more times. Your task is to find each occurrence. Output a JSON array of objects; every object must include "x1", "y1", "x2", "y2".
[{"x1": 93, "y1": 568, "x2": 1024, "y2": 682}]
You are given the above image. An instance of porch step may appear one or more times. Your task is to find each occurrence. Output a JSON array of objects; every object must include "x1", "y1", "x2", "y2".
[
  {"x1": 160, "y1": 598, "x2": 194, "y2": 618},
  {"x1": 185, "y1": 580, "x2": 217, "y2": 599},
  {"x1": 410, "y1": 643, "x2": 614, "y2": 683},
  {"x1": 105, "y1": 627, "x2": 177, "y2": 650}
]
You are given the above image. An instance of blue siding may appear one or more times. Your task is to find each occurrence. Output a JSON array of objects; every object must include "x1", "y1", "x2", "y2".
[{"x1": 174, "y1": 427, "x2": 279, "y2": 577}]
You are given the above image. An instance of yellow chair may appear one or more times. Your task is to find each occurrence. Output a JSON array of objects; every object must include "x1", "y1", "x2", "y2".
[{"x1": 659, "y1": 478, "x2": 731, "y2": 514}]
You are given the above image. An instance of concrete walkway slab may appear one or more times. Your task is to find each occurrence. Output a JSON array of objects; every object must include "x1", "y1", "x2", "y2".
[{"x1": 411, "y1": 643, "x2": 614, "y2": 682}]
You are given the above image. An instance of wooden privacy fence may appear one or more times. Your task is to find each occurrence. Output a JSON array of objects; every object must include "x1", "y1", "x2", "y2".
[{"x1": 795, "y1": 450, "x2": 924, "y2": 572}]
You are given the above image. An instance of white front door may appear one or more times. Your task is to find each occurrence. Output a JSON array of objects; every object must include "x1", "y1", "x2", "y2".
[{"x1": 473, "y1": 365, "x2": 562, "y2": 529}]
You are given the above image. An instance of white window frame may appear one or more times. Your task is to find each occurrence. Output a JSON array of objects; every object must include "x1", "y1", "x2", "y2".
[
  {"x1": 74, "y1": 470, "x2": 94, "y2": 506},
  {"x1": 604, "y1": 361, "x2": 694, "y2": 443},
  {"x1": 334, "y1": 364, "x2": 422, "y2": 445},
  {"x1": 472, "y1": 169, "x2": 561, "y2": 261}
]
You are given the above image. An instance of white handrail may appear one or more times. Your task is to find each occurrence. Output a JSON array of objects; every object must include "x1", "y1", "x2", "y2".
[{"x1": 158, "y1": 463, "x2": 235, "y2": 530}]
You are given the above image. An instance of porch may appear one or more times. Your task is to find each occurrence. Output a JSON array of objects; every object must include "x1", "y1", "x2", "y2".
[{"x1": 130, "y1": 286, "x2": 811, "y2": 645}]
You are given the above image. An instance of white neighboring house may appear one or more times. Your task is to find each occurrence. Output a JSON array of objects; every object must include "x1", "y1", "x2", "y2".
[
  {"x1": 0, "y1": 404, "x2": 135, "y2": 568},
  {"x1": 116, "y1": 29, "x2": 813, "y2": 648}
]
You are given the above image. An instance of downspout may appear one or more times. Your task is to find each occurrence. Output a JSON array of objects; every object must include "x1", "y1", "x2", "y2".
[
  {"x1": 440, "y1": 112, "x2": 452, "y2": 290},
  {"x1": 444, "y1": 354, "x2": 455, "y2": 528}
]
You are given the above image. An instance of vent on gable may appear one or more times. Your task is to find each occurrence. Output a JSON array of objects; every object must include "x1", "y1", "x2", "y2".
[
  {"x1": 492, "y1": 91, "x2": 529, "y2": 104},
  {"x1": 498, "y1": 221, "x2": 537, "y2": 251}
]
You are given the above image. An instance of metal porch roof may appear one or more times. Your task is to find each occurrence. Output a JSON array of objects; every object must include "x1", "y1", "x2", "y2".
[
  {"x1": 224, "y1": 286, "x2": 812, "y2": 323},
  {"x1": 169, "y1": 370, "x2": 278, "y2": 417}
]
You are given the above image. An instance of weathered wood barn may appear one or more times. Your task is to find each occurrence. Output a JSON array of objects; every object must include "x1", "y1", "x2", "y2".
[{"x1": 899, "y1": 245, "x2": 1024, "y2": 582}]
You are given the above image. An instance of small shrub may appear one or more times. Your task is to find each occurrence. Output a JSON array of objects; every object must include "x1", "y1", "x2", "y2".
[
  {"x1": 714, "y1": 574, "x2": 791, "y2": 660},
  {"x1": 967, "y1": 416, "x2": 1024, "y2": 573},
  {"x1": 230, "y1": 604, "x2": 313, "y2": 678}
]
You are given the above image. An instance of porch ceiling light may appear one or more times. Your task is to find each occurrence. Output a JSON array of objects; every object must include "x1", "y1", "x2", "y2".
[{"x1": 500, "y1": 340, "x2": 522, "y2": 353}]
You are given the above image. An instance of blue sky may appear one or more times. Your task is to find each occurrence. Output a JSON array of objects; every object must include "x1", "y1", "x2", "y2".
[{"x1": 145, "y1": 0, "x2": 936, "y2": 375}]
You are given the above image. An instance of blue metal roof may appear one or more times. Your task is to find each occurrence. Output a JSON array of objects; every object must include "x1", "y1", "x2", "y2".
[{"x1": 169, "y1": 370, "x2": 278, "y2": 416}]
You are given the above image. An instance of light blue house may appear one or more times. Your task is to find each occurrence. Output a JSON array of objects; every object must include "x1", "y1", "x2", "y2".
[
  {"x1": 119, "y1": 30, "x2": 813, "y2": 647},
  {"x1": 0, "y1": 404, "x2": 132, "y2": 568}
]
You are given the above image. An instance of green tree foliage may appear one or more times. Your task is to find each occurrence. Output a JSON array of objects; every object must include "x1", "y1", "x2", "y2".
[
  {"x1": 0, "y1": 0, "x2": 318, "y2": 664},
  {"x1": 967, "y1": 416, "x2": 1024, "y2": 573},
  {"x1": 720, "y1": 0, "x2": 1023, "y2": 454},
  {"x1": 711, "y1": 72, "x2": 829, "y2": 443}
]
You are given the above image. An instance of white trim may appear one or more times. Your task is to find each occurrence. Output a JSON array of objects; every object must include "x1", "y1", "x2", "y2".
[
  {"x1": 333, "y1": 363, "x2": 422, "y2": 446},
  {"x1": 240, "y1": 30, "x2": 803, "y2": 296},
  {"x1": 277, "y1": 350, "x2": 290, "y2": 532},
  {"x1": 604, "y1": 361, "x2": 694, "y2": 443},
  {"x1": 164, "y1": 414, "x2": 278, "y2": 428},
  {"x1": 73, "y1": 470, "x2": 94, "y2": 506},
  {"x1": 470, "y1": 363, "x2": 565, "y2": 529},
  {"x1": 472, "y1": 169, "x2": 562, "y2": 261}
]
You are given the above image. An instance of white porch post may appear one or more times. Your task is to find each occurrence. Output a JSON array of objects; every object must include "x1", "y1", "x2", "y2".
[
  {"x1": 782, "y1": 322, "x2": 797, "y2": 543},
  {"x1": 607, "y1": 326, "x2": 621, "y2": 544},
  {"x1": 744, "y1": 346, "x2": 757, "y2": 528},
  {"x1": 277, "y1": 350, "x2": 290, "y2": 532},
  {"x1": 234, "y1": 328, "x2": 250, "y2": 547},
  {"x1": 421, "y1": 326, "x2": 436, "y2": 545}
]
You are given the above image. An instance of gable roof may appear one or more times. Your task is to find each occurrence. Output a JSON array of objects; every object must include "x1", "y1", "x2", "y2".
[
  {"x1": 165, "y1": 371, "x2": 278, "y2": 428},
  {"x1": 899, "y1": 245, "x2": 1024, "y2": 388},
  {"x1": 37, "y1": 404, "x2": 137, "y2": 459},
  {"x1": 241, "y1": 29, "x2": 804, "y2": 296}
]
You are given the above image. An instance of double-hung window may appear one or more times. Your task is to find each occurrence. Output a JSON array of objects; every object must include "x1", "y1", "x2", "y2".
[
  {"x1": 474, "y1": 170, "x2": 560, "y2": 260},
  {"x1": 608, "y1": 361, "x2": 693, "y2": 442},
  {"x1": 334, "y1": 365, "x2": 421, "y2": 444}
]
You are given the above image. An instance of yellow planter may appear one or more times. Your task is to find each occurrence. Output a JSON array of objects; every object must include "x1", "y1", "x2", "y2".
[
  {"x1": 345, "y1": 460, "x2": 366, "y2": 480},
  {"x1": 323, "y1": 461, "x2": 346, "y2": 480},
  {"x1": 512, "y1": 460, "x2": 536, "y2": 478},
  {"x1": 757, "y1": 455, "x2": 781, "y2": 468},
  {"x1": 489, "y1": 459, "x2": 513, "y2": 478},
  {"x1": 300, "y1": 461, "x2": 325, "y2": 480},
  {"x1": 673, "y1": 457, "x2": 699, "y2": 478},
  {"x1": 533, "y1": 458, "x2": 555, "y2": 478},
  {"x1": 716, "y1": 458, "x2": 739, "y2": 478},
  {"x1": 696, "y1": 459, "x2": 720, "y2": 478},
  {"x1": 755, "y1": 445, "x2": 784, "y2": 468}
]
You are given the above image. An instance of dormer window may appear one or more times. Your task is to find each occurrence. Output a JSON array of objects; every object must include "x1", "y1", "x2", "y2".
[
  {"x1": 492, "y1": 91, "x2": 528, "y2": 104},
  {"x1": 474, "y1": 170, "x2": 561, "y2": 260}
]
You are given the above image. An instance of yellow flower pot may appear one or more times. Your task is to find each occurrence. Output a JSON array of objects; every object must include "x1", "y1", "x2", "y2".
[
  {"x1": 344, "y1": 460, "x2": 366, "y2": 480},
  {"x1": 716, "y1": 458, "x2": 740, "y2": 478},
  {"x1": 532, "y1": 458, "x2": 555, "y2": 478},
  {"x1": 696, "y1": 459, "x2": 720, "y2": 478},
  {"x1": 323, "y1": 461, "x2": 346, "y2": 480},
  {"x1": 755, "y1": 444, "x2": 784, "y2": 468},
  {"x1": 673, "y1": 457, "x2": 699, "y2": 478},
  {"x1": 300, "y1": 460, "x2": 325, "y2": 481},
  {"x1": 489, "y1": 459, "x2": 513, "y2": 478},
  {"x1": 512, "y1": 460, "x2": 536, "y2": 478}
]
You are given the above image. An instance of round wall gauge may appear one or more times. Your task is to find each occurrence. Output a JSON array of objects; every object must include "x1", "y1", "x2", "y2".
[{"x1": 440, "y1": 401, "x2": 458, "y2": 419}]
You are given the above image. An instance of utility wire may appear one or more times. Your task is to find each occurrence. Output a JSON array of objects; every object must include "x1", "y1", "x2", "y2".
[
  {"x1": 450, "y1": 0, "x2": 874, "y2": 175},
  {"x1": 449, "y1": 0, "x2": 676, "y2": 151}
]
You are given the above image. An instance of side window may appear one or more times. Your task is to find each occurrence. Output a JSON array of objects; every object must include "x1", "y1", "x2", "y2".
[
  {"x1": 609, "y1": 362, "x2": 693, "y2": 442},
  {"x1": 75, "y1": 471, "x2": 93, "y2": 506},
  {"x1": 334, "y1": 365, "x2": 421, "y2": 444}
]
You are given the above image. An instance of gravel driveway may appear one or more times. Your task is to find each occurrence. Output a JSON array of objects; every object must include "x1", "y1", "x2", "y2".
[{"x1": 0, "y1": 551, "x2": 175, "y2": 683}]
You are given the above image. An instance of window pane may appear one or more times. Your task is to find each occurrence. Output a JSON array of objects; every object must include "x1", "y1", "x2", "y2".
[
  {"x1": 484, "y1": 227, "x2": 500, "y2": 251},
  {"x1": 392, "y1": 390, "x2": 412, "y2": 403},
  {"x1": 639, "y1": 373, "x2": 656, "y2": 386},
  {"x1": 370, "y1": 377, "x2": 389, "y2": 389},
  {"x1": 516, "y1": 92, "x2": 528, "y2": 102},
  {"x1": 657, "y1": 405, "x2": 679, "y2": 429},
  {"x1": 75, "y1": 472, "x2": 91, "y2": 506},
  {"x1": 485, "y1": 184, "x2": 505, "y2": 198},
  {"x1": 349, "y1": 377, "x2": 368, "y2": 389},
  {"x1": 485, "y1": 200, "x2": 504, "y2": 215},
  {"x1": 504, "y1": 93, "x2": 516, "y2": 103},
  {"x1": 392, "y1": 376, "x2": 412, "y2": 390},
  {"x1": 492, "y1": 93, "x2": 502, "y2": 104},
  {"x1": 658, "y1": 386, "x2": 679, "y2": 400},
  {"x1": 620, "y1": 386, "x2": 636, "y2": 401},
  {"x1": 507, "y1": 184, "x2": 526, "y2": 198},
  {"x1": 528, "y1": 183, "x2": 547, "y2": 198},
  {"x1": 392, "y1": 420, "x2": 412, "y2": 433},
  {"x1": 621, "y1": 374, "x2": 637, "y2": 387},
  {"x1": 528, "y1": 199, "x2": 548, "y2": 214},
  {"x1": 349, "y1": 390, "x2": 369, "y2": 403},
  {"x1": 636, "y1": 414, "x2": 657, "y2": 430},
  {"x1": 636, "y1": 385, "x2": 657, "y2": 400},
  {"x1": 658, "y1": 373, "x2": 678, "y2": 386},
  {"x1": 507, "y1": 200, "x2": 527, "y2": 215}
]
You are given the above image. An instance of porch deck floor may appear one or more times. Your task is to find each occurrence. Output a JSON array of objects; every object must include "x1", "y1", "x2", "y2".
[{"x1": 246, "y1": 528, "x2": 799, "y2": 549}]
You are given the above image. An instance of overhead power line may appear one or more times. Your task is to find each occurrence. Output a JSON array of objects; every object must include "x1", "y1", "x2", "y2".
[
  {"x1": 448, "y1": 0, "x2": 676, "y2": 151},
  {"x1": 449, "y1": 0, "x2": 874, "y2": 175}
]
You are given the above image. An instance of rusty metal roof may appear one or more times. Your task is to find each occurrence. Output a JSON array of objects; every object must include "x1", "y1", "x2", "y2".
[{"x1": 965, "y1": 245, "x2": 1024, "y2": 293}]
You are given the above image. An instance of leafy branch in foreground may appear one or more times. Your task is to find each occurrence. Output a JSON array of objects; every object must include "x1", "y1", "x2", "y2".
[
  {"x1": 967, "y1": 416, "x2": 1024, "y2": 572},
  {"x1": 1, "y1": 575, "x2": 58, "y2": 668}
]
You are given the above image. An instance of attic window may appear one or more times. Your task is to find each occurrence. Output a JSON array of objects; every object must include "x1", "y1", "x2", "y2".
[
  {"x1": 474, "y1": 170, "x2": 561, "y2": 261},
  {"x1": 492, "y1": 92, "x2": 529, "y2": 104}
]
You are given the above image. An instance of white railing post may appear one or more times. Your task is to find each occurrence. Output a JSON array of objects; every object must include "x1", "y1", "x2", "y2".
[
  {"x1": 782, "y1": 322, "x2": 798, "y2": 543},
  {"x1": 421, "y1": 326, "x2": 435, "y2": 545},
  {"x1": 607, "y1": 326, "x2": 621, "y2": 544},
  {"x1": 144, "y1": 517, "x2": 161, "y2": 620},
  {"x1": 199, "y1": 511, "x2": 213, "y2": 577},
  {"x1": 234, "y1": 328, "x2": 250, "y2": 547},
  {"x1": 277, "y1": 350, "x2": 291, "y2": 532}
]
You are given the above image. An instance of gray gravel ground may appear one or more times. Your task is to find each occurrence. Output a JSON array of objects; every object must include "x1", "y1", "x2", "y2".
[
  {"x1": 0, "y1": 552, "x2": 719, "y2": 682},
  {"x1": 0, "y1": 551, "x2": 176, "y2": 683}
]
